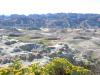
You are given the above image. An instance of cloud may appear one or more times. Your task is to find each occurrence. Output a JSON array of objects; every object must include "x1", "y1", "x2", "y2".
[{"x1": 0, "y1": 0, "x2": 100, "y2": 15}]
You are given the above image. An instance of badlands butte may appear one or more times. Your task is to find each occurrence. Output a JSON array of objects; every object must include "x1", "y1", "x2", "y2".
[{"x1": 0, "y1": 13, "x2": 100, "y2": 74}]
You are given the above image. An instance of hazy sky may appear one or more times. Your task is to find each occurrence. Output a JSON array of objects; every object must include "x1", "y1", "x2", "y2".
[{"x1": 0, "y1": 0, "x2": 100, "y2": 15}]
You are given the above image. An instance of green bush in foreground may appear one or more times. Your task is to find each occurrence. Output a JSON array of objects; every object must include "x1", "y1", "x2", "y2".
[
  {"x1": 42, "y1": 58, "x2": 90, "y2": 75},
  {"x1": 0, "y1": 58, "x2": 90, "y2": 75}
]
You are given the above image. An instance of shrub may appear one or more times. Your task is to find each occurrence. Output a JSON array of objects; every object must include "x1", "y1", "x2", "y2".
[
  {"x1": 0, "y1": 58, "x2": 90, "y2": 75},
  {"x1": 42, "y1": 58, "x2": 90, "y2": 75}
]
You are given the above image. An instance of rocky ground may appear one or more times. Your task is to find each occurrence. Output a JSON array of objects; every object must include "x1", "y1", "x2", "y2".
[{"x1": 0, "y1": 28, "x2": 100, "y2": 74}]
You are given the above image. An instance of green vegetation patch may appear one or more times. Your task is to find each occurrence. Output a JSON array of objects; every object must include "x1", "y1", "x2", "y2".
[{"x1": 0, "y1": 58, "x2": 90, "y2": 75}]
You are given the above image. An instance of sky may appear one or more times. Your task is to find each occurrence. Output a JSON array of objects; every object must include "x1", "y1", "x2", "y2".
[{"x1": 0, "y1": 0, "x2": 100, "y2": 15}]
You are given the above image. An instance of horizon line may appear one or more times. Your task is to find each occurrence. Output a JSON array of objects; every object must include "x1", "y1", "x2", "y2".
[{"x1": 0, "y1": 12, "x2": 100, "y2": 16}]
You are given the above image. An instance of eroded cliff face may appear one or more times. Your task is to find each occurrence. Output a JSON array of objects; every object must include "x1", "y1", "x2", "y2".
[{"x1": 0, "y1": 13, "x2": 100, "y2": 29}]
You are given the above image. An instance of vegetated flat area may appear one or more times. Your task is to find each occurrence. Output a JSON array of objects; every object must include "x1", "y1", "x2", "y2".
[{"x1": 0, "y1": 28, "x2": 100, "y2": 74}]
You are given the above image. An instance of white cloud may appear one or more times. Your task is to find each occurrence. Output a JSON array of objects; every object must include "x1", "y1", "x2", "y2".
[{"x1": 0, "y1": 0, "x2": 100, "y2": 15}]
